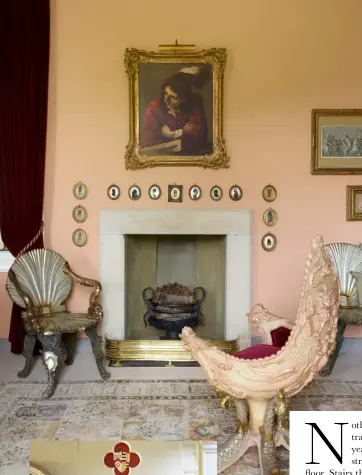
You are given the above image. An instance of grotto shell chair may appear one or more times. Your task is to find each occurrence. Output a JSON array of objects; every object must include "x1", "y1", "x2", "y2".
[
  {"x1": 6, "y1": 249, "x2": 110, "y2": 399},
  {"x1": 319, "y1": 242, "x2": 362, "y2": 375},
  {"x1": 181, "y1": 235, "x2": 340, "y2": 475}
]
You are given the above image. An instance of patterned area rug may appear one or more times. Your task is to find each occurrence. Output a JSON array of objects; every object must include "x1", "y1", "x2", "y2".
[{"x1": 1, "y1": 379, "x2": 361, "y2": 475}]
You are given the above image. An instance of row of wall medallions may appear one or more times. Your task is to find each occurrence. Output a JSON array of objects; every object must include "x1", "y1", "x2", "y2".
[{"x1": 70, "y1": 181, "x2": 279, "y2": 251}]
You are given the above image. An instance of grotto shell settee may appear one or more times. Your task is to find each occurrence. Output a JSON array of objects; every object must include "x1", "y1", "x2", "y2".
[
  {"x1": 181, "y1": 235, "x2": 340, "y2": 475},
  {"x1": 239, "y1": 242, "x2": 362, "y2": 377}
]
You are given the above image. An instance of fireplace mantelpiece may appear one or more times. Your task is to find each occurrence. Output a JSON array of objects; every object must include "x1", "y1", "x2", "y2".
[{"x1": 100, "y1": 209, "x2": 252, "y2": 361}]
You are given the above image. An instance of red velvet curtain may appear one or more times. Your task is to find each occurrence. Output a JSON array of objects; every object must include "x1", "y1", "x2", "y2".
[{"x1": 0, "y1": 0, "x2": 50, "y2": 354}]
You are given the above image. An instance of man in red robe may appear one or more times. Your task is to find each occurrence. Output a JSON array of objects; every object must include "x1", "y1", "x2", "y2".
[{"x1": 141, "y1": 70, "x2": 210, "y2": 155}]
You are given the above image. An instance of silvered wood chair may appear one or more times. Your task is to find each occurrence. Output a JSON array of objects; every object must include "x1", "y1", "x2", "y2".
[{"x1": 6, "y1": 249, "x2": 110, "y2": 399}]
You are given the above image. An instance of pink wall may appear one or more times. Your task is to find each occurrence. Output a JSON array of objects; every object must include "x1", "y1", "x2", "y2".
[{"x1": 1, "y1": 0, "x2": 362, "y2": 338}]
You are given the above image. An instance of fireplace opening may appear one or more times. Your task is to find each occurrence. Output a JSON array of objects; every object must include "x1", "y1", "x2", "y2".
[{"x1": 124, "y1": 234, "x2": 226, "y2": 340}]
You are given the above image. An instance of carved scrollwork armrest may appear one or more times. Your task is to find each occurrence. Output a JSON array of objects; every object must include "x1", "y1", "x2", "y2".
[
  {"x1": 63, "y1": 262, "x2": 103, "y2": 320},
  {"x1": 8, "y1": 269, "x2": 41, "y2": 332},
  {"x1": 247, "y1": 303, "x2": 294, "y2": 345}
]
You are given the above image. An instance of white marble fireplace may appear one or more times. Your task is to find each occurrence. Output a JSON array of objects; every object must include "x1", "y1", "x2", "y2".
[{"x1": 99, "y1": 209, "x2": 252, "y2": 349}]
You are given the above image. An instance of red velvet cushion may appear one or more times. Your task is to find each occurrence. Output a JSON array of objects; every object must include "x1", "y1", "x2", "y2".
[
  {"x1": 233, "y1": 344, "x2": 280, "y2": 360},
  {"x1": 270, "y1": 326, "x2": 291, "y2": 348}
]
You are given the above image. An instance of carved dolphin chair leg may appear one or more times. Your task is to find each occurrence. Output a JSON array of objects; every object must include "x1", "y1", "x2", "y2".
[
  {"x1": 215, "y1": 390, "x2": 249, "y2": 433},
  {"x1": 236, "y1": 399, "x2": 249, "y2": 435},
  {"x1": 84, "y1": 325, "x2": 111, "y2": 380},
  {"x1": 217, "y1": 398, "x2": 251, "y2": 474},
  {"x1": 217, "y1": 392, "x2": 289, "y2": 475},
  {"x1": 62, "y1": 332, "x2": 77, "y2": 366},
  {"x1": 18, "y1": 334, "x2": 37, "y2": 378},
  {"x1": 259, "y1": 398, "x2": 278, "y2": 475},
  {"x1": 275, "y1": 390, "x2": 289, "y2": 447},
  {"x1": 37, "y1": 333, "x2": 66, "y2": 399}
]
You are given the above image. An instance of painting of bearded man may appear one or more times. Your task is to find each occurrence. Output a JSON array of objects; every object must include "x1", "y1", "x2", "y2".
[{"x1": 139, "y1": 64, "x2": 213, "y2": 156}]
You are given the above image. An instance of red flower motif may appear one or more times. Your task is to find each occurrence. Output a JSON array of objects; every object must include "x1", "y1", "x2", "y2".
[{"x1": 104, "y1": 442, "x2": 141, "y2": 475}]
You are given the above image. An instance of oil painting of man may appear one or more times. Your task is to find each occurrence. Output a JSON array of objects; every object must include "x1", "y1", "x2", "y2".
[{"x1": 139, "y1": 64, "x2": 213, "y2": 156}]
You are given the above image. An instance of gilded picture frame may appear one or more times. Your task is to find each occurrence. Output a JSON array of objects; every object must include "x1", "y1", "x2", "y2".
[
  {"x1": 261, "y1": 232, "x2": 277, "y2": 252},
  {"x1": 263, "y1": 208, "x2": 278, "y2": 227},
  {"x1": 72, "y1": 229, "x2": 88, "y2": 247},
  {"x1": 72, "y1": 205, "x2": 87, "y2": 223},
  {"x1": 346, "y1": 185, "x2": 362, "y2": 221},
  {"x1": 168, "y1": 184, "x2": 183, "y2": 202},
  {"x1": 311, "y1": 109, "x2": 362, "y2": 175},
  {"x1": 124, "y1": 45, "x2": 229, "y2": 170},
  {"x1": 262, "y1": 184, "x2": 277, "y2": 202}
]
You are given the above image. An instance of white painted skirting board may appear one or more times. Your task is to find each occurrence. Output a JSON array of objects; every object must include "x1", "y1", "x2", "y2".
[{"x1": 0, "y1": 251, "x2": 14, "y2": 272}]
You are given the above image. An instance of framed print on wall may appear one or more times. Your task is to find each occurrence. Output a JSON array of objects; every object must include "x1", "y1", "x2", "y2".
[
  {"x1": 346, "y1": 185, "x2": 362, "y2": 221},
  {"x1": 311, "y1": 109, "x2": 362, "y2": 175},
  {"x1": 262, "y1": 184, "x2": 277, "y2": 202},
  {"x1": 72, "y1": 229, "x2": 87, "y2": 247},
  {"x1": 73, "y1": 181, "x2": 88, "y2": 199},
  {"x1": 124, "y1": 43, "x2": 229, "y2": 170},
  {"x1": 72, "y1": 205, "x2": 87, "y2": 223},
  {"x1": 168, "y1": 184, "x2": 183, "y2": 202},
  {"x1": 107, "y1": 184, "x2": 121, "y2": 200},
  {"x1": 261, "y1": 232, "x2": 277, "y2": 252},
  {"x1": 229, "y1": 185, "x2": 242, "y2": 201},
  {"x1": 263, "y1": 208, "x2": 278, "y2": 226},
  {"x1": 189, "y1": 184, "x2": 202, "y2": 201},
  {"x1": 148, "y1": 184, "x2": 161, "y2": 200}
]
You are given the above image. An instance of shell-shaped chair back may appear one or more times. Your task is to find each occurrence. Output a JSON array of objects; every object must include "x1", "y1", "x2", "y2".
[
  {"x1": 6, "y1": 249, "x2": 72, "y2": 313},
  {"x1": 324, "y1": 243, "x2": 362, "y2": 307},
  {"x1": 293, "y1": 236, "x2": 339, "y2": 345}
]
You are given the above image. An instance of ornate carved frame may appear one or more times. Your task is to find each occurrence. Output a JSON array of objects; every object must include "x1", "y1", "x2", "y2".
[{"x1": 124, "y1": 46, "x2": 229, "y2": 170}]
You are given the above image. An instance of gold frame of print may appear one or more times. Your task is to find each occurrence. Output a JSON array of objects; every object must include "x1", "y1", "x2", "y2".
[
  {"x1": 72, "y1": 229, "x2": 88, "y2": 247},
  {"x1": 346, "y1": 185, "x2": 362, "y2": 221},
  {"x1": 261, "y1": 232, "x2": 277, "y2": 252},
  {"x1": 311, "y1": 109, "x2": 362, "y2": 175},
  {"x1": 229, "y1": 185, "x2": 242, "y2": 201},
  {"x1": 168, "y1": 184, "x2": 183, "y2": 202},
  {"x1": 262, "y1": 184, "x2": 277, "y2": 202},
  {"x1": 148, "y1": 184, "x2": 161, "y2": 200},
  {"x1": 210, "y1": 185, "x2": 223, "y2": 201},
  {"x1": 189, "y1": 184, "x2": 202, "y2": 201},
  {"x1": 128, "y1": 185, "x2": 142, "y2": 200},
  {"x1": 73, "y1": 181, "x2": 88, "y2": 199},
  {"x1": 72, "y1": 205, "x2": 87, "y2": 223},
  {"x1": 107, "y1": 184, "x2": 121, "y2": 200},
  {"x1": 263, "y1": 208, "x2": 278, "y2": 227}
]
